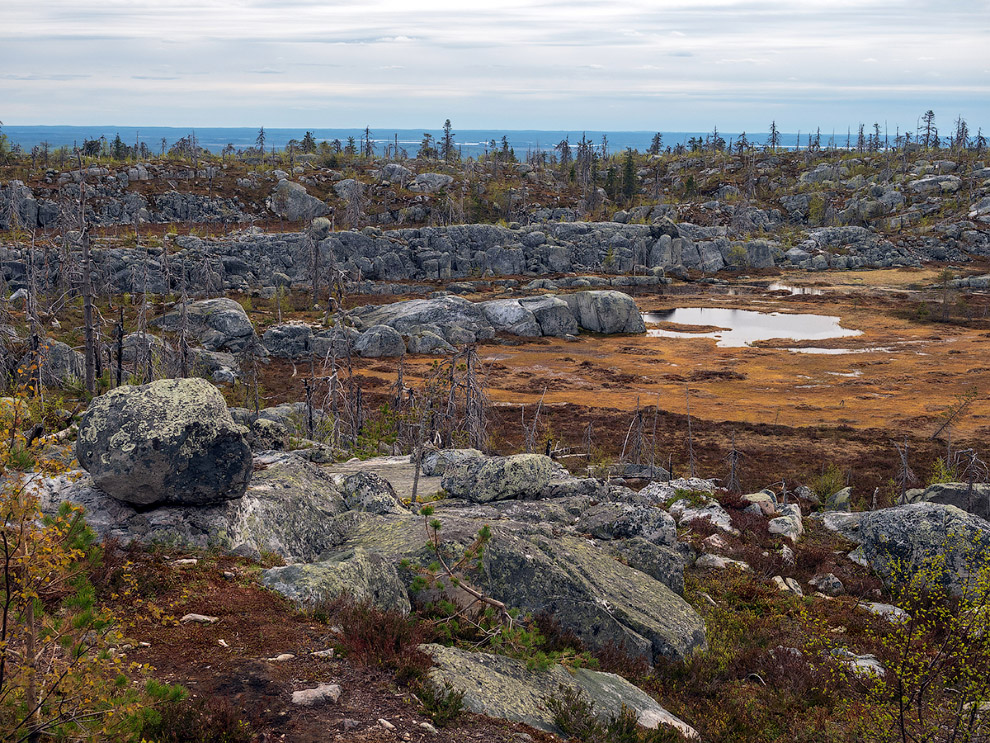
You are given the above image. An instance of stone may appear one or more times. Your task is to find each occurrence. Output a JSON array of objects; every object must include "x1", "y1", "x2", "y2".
[
  {"x1": 418, "y1": 448, "x2": 485, "y2": 476},
  {"x1": 248, "y1": 417, "x2": 290, "y2": 451},
  {"x1": 181, "y1": 613, "x2": 219, "y2": 624},
  {"x1": 406, "y1": 330, "x2": 455, "y2": 355},
  {"x1": 335, "y1": 472, "x2": 408, "y2": 515},
  {"x1": 518, "y1": 295, "x2": 579, "y2": 336},
  {"x1": 768, "y1": 504, "x2": 804, "y2": 542},
  {"x1": 354, "y1": 325, "x2": 406, "y2": 358},
  {"x1": 695, "y1": 554, "x2": 751, "y2": 571},
  {"x1": 575, "y1": 502, "x2": 677, "y2": 546},
  {"x1": 857, "y1": 503, "x2": 990, "y2": 595},
  {"x1": 441, "y1": 454, "x2": 555, "y2": 503},
  {"x1": 153, "y1": 297, "x2": 256, "y2": 353},
  {"x1": 562, "y1": 291, "x2": 646, "y2": 334},
  {"x1": 859, "y1": 601, "x2": 910, "y2": 623},
  {"x1": 18, "y1": 339, "x2": 85, "y2": 387},
  {"x1": 826, "y1": 487, "x2": 852, "y2": 512},
  {"x1": 40, "y1": 452, "x2": 350, "y2": 562},
  {"x1": 832, "y1": 648, "x2": 884, "y2": 678},
  {"x1": 478, "y1": 299, "x2": 542, "y2": 337},
  {"x1": 292, "y1": 683, "x2": 342, "y2": 707},
  {"x1": 262, "y1": 547, "x2": 411, "y2": 613},
  {"x1": 269, "y1": 179, "x2": 330, "y2": 221},
  {"x1": 409, "y1": 173, "x2": 454, "y2": 193},
  {"x1": 262, "y1": 322, "x2": 314, "y2": 358},
  {"x1": 666, "y1": 496, "x2": 739, "y2": 536},
  {"x1": 610, "y1": 538, "x2": 686, "y2": 595},
  {"x1": 809, "y1": 573, "x2": 844, "y2": 597},
  {"x1": 423, "y1": 644, "x2": 698, "y2": 739},
  {"x1": 75, "y1": 378, "x2": 252, "y2": 507},
  {"x1": 906, "y1": 482, "x2": 990, "y2": 521}
]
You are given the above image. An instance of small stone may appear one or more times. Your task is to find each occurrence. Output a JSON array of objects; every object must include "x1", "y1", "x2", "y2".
[
  {"x1": 419, "y1": 721, "x2": 438, "y2": 734},
  {"x1": 218, "y1": 639, "x2": 229, "y2": 648},
  {"x1": 809, "y1": 573, "x2": 844, "y2": 597},
  {"x1": 781, "y1": 545, "x2": 795, "y2": 565},
  {"x1": 138, "y1": 641, "x2": 151, "y2": 648},
  {"x1": 292, "y1": 683, "x2": 342, "y2": 706},
  {"x1": 222, "y1": 571, "x2": 236, "y2": 580},
  {"x1": 180, "y1": 613, "x2": 219, "y2": 624},
  {"x1": 378, "y1": 718, "x2": 395, "y2": 731},
  {"x1": 342, "y1": 719, "x2": 360, "y2": 730},
  {"x1": 268, "y1": 653, "x2": 295, "y2": 662},
  {"x1": 173, "y1": 558, "x2": 198, "y2": 566},
  {"x1": 311, "y1": 648, "x2": 335, "y2": 658}
]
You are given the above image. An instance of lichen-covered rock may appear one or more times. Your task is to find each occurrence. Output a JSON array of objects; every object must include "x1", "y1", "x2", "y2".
[
  {"x1": 18, "y1": 339, "x2": 85, "y2": 387},
  {"x1": 518, "y1": 295, "x2": 579, "y2": 336},
  {"x1": 262, "y1": 547, "x2": 411, "y2": 613},
  {"x1": 406, "y1": 330, "x2": 455, "y2": 355},
  {"x1": 40, "y1": 452, "x2": 350, "y2": 561},
  {"x1": 610, "y1": 538, "x2": 686, "y2": 595},
  {"x1": 768, "y1": 503, "x2": 804, "y2": 542},
  {"x1": 423, "y1": 644, "x2": 698, "y2": 739},
  {"x1": 417, "y1": 448, "x2": 484, "y2": 477},
  {"x1": 152, "y1": 297, "x2": 256, "y2": 352},
  {"x1": 441, "y1": 454, "x2": 554, "y2": 503},
  {"x1": 562, "y1": 290, "x2": 646, "y2": 334},
  {"x1": 262, "y1": 322, "x2": 314, "y2": 358},
  {"x1": 248, "y1": 417, "x2": 289, "y2": 451},
  {"x1": 335, "y1": 472, "x2": 408, "y2": 515},
  {"x1": 858, "y1": 503, "x2": 990, "y2": 595},
  {"x1": 575, "y1": 502, "x2": 677, "y2": 546},
  {"x1": 76, "y1": 378, "x2": 252, "y2": 507},
  {"x1": 344, "y1": 514, "x2": 705, "y2": 663}
]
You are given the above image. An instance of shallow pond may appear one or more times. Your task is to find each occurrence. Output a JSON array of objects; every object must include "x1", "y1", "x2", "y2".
[{"x1": 643, "y1": 307, "x2": 863, "y2": 348}]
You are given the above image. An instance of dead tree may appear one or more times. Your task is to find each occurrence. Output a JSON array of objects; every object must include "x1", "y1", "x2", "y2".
[
  {"x1": 894, "y1": 437, "x2": 918, "y2": 501},
  {"x1": 685, "y1": 385, "x2": 696, "y2": 478}
]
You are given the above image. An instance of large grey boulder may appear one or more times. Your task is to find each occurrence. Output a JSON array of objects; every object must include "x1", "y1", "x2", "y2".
[
  {"x1": 353, "y1": 325, "x2": 406, "y2": 358},
  {"x1": 352, "y1": 295, "x2": 494, "y2": 344},
  {"x1": 441, "y1": 454, "x2": 555, "y2": 502},
  {"x1": 262, "y1": 322, "x2": 314, "y2": 358},
  {"x1": 418, "y1": 448, "x2": 485, "y2": 476},
  {"x1": 269, "y1": 179, "x2": 329, "y2": 221},
  {"x1": 423, "y1": 644, "x2": 697, "y2": 739},
  {"x1": 562, "y1": 291, "x2": 645, "y2": 334},
  {"x1": 519, "y1": 295, "x2": 579, "y2": 336},
  {"x1": 76, "y1": 378, "x2": 252, "y2": 507},
  {"x1": 858, "y1": 503, "x2": 990, "y2": 595},
  {"x1": 478, "y1": 299, "x2": 542, "y2": 337},
  {"x1": 41, "y1": 452, "x2": 349, "y2": 561},
  {"x1": 262, "y1": 547, "x2": 410, "y2": 613},
  {"x1": 335, "y1": 472, "x2": 408, "y2": 515},
  {"x1": 153, "y1": 297, "x2": 256, "y2": 352},
  {"x1": 610, "y1": 538, "x2": 686, "y2": 595},
  {"x1": 576, "y1": 502, "x2": 677, "y2": 546},
  {"x1": 901, "y1": 482, "x2": 990, "y2": 521},
  {"x1": 409, "y1": 173, "x2": 454, "y2": 193}
]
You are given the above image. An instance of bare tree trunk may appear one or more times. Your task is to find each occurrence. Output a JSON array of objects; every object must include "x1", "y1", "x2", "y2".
[
  {"x1": 80, "y1": 229, "x2": 97, "y2": 394},
  {"x1": 685, "y1": 385, "x2": 696, "y2": 478}
]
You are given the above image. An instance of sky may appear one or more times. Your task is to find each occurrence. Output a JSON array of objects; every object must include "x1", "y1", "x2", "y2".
[{"x1": 2, "y1": 0, "x2": 989, "y2": 133}]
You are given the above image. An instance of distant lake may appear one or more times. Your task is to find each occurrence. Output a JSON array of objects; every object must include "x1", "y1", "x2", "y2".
[{"x1": 3, "y1": 126, "x2": 815, "y2": 157}]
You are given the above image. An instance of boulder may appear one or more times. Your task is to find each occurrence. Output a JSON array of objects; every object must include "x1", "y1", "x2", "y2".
[
  {"x1": 17, "y1": 339, "x2": 85, "y2": 387},
  {"x1": 262, "y1": 547, "x2": 410, "y2": 613},
  {"x1": 768, "y1": 503, "x2": 804, "y2": 542},
  {"x1": 518, "y1": 295, "x2": 579, "y2": 336},
  {"x1": 610, "y1": 538, "x2": 686, "y2": 595},
  {"x1": 76, "y1": 378, "x2": 252, "y2": 507},
  {"x1": 352, "y1": 296, "x2": 494, "y2": 344},
  {"x1": 826, "y1": 486, "x2": 852, "y2": 512},
  {"x1": 575, "y1": 502, "x2": 677, "y2": 546},
  {"x1": 262, "y1": 322, "x2": 314, "y2": 358},
  {"x1": 409, "y1": 173, "x2": 454, "y2": 193},
  {"x1": 478, "y1": 299, "x2": 542, "y2": 337},
  {"x1": 562, "y1": 291, "x2": 645, "y2": 334},
  {"x1": 152, "y1": 297, "x2": 256, "y2": 352},
  {"x1": 335, "y1": 472, "x2": 408, "y2": 515},
  {"x1": 441, "y1": 454, "x2": 554, "y2": 502},
  {"x1": 41, "y1": 452, "x2": 349, "y2": 561},
  {"x1": 269, "y1": 179, "x2": 329, "y2": 221},
  {"x1": 354, "y1": 325, "x2": 406, "y2": 358},
  {"x1": 418, "y1": 448, "x2": 485, "y2": 476},
  {"x1": 858, "y1": 503, "x2": 990, "y2": 595},
  {"x1": 423, "y1": 644, "x2": 697, "y2": 739},
  {"x1": 405, "y1": 331, "x2": 455, "y2": 355},
  {"x1": 902, "y1": 482, "x2": 990, "y2": 520},
  {"x1": 248, "y1": 417, "x2": 289, "y2": 451}
]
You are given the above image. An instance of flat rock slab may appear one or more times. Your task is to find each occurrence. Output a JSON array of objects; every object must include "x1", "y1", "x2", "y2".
[
  {"x1": 423, "y1": 644, "x2": 698, "y2": 739},
  {"x1": 322, "y1": 456, "x2": 442, "y2": 502}
]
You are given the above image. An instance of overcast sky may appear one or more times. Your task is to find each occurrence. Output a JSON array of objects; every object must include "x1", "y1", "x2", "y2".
[{"x1": 3, "y1": 0, "x2": 989, "y2": 132}]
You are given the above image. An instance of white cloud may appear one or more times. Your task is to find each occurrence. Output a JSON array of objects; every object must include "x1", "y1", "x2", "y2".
[{"x1": 1, "y1": 0, "x2": 987, "y2": 130}]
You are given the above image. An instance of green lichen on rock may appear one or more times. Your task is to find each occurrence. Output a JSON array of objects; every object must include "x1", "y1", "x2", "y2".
[
  {"x1": 441, "y1": 454, "x2": 555, "y2": 502},
  {"x1": 76, "y1": 378, "x2": 252, "y2": 507},
  {"x1": 262, "y1": 547, "x2": 411, "y2": 613},
  {"x1": 422, "y1": 644, "x2": 697, "y2": 739}
]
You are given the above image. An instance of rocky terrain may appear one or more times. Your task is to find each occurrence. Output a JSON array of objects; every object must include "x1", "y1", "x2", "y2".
[{"x1": 2, "y1": 142, "x2": 990, "y2": 742}]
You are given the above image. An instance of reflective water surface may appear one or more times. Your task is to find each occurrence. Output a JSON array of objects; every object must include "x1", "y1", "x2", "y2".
[{"x1": 643, "y1": 307, "x2": 862, "y2": 348}]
